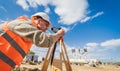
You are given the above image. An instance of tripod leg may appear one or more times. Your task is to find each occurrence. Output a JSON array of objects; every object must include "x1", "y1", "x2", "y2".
[
  {"x1": 41, "y1": 42, "x2": 57, "y2": 71},
  {"x1": 50, "y1": 42, "x2": 57, "y2": 65},
  {"x1": 41, "y1": 45, "x2": 51, "y2": 71},
  {"x1": 61, "y1": 44, "x2": 70, "y2": 71},
  {"x1": 52, "y1": 40, "x2": 62, "y2": 71},
  {"x1": 62, "y1": 41, "x2": 72, "y2": 71},
  {"x1": 59, "y1": 40, "x2": 62, "y2": 65}
]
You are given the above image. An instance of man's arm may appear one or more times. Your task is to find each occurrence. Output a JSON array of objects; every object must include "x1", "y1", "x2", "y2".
[{"x1": 7, "y1": 20, "x2": 54, "y2": 48}]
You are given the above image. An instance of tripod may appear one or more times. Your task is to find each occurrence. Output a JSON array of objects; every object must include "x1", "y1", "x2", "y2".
[{"x1": 41, "y1": 38, "x2": 72, "y2": 71}]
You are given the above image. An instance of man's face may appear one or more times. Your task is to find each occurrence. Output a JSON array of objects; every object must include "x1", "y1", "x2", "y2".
[{"x1": 36, "y1": 18, "x2": 50, "y2": 32}]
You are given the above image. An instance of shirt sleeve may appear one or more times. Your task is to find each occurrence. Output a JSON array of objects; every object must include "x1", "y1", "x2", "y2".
[{"x1": 7, "y1": 20, "x2": 54, "y2": 48}]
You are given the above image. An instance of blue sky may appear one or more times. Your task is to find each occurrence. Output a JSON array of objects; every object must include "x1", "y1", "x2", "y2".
[{"x1": 0, "y1": 0, "x2": 120, "y2": 62}]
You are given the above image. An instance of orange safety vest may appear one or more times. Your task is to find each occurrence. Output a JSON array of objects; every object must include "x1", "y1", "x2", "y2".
[{"x1": 0, "y1": 16, "x2": 32, "y2": 71}]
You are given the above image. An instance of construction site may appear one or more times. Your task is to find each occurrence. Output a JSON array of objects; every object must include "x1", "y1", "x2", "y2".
[
  {"x1": 0, "y1": 0, "x2": 120, "y2": 71},
  {"x1": 11, "y1": 50, "x2": 120, "y2": 71},
  {"x1": 11, "y1": 42, "x2": 120, "y2": 71}
]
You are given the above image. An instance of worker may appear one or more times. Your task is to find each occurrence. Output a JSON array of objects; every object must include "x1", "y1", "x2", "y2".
[{"x1": 0, "y1": 12, "x2": 64, "y2": 71}]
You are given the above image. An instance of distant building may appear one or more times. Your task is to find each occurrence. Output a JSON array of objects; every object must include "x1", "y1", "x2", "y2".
[
  {"x1": 69, "y1": 58, "x2": 99, "y2": 66},
  {"x1": 69, "y1": 59, "x2": 87, "y2": 65},
  {"x1": 26, "y1": 54, "x2": 39, "y2": 62}
]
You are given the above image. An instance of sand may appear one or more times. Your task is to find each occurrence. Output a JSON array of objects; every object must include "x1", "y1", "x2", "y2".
[{"x1": 12, "y1": 63, "x2": 120, "y2": 71}]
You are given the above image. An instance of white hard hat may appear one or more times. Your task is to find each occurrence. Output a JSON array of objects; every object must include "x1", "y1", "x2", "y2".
[
  {"x1": 32, "y1": 12, "x2": 51, "y2": 28},
  {"x1": 32, "y1": 12, "x2": 50, "y2": 23}
]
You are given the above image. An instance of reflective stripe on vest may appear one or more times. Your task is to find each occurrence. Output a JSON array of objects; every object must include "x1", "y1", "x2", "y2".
[
  {"x1": 0, "y1": 51, "x2": 16, "y2": 67},
  {"x1": 2, "y1": 32, "x2": 26, "y2": 58},
  {"x1": 0, "y1": 17, "x2": 32, "y2": 71}
]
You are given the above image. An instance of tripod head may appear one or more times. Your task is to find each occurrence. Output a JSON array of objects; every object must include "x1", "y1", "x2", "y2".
[
  {"x1": 50, "y1": 27, "x2": 62, "y2": 65},
  {"x1": 41, "y1": 27, "x2": 72, "y2": 71},
  {"x1": 51, "y1": 27, "x2": 61, "y2": 33}
]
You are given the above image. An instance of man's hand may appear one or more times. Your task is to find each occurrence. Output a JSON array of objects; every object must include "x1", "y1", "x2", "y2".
[{"x1": 52, "y1": 29, "x2": 65, "y2": 42}]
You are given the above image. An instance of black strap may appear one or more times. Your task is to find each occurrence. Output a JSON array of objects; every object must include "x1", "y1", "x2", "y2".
[
  {"x1": 2, "y1": 33, "x2": 26, "y2": 58},
  {"x1": 50, "y1": 42, "x2": 57, "y2": 65},
  {"x1": 0, "y1": 51, "x2": 16, "y2": 67}
]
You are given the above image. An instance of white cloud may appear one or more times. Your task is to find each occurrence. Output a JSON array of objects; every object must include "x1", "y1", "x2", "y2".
[
  {"x1": 84, "y1": 42, "x2": 99, "y2": 52},
  {"x1": 80, "y1": 11, "x2": 104, "y2": 23},
  {"x1": 61, "y1": 26, "x2": 70, "y2": 33},
  {"x1": 16, "y1": 0, "x2": 88, "y2": 24},
  {"x1": 80, "y1": 17, "x2": 90, "y2": 23},
  {"x1": 82, "y1": 38, "x2": 120, "y2": 61},
  {"x1": 92, "y1": 11, "x2": 104, "y2": 19},
  {"x1": 16, "y1": 0, "x2": 50, "y2": 11},
  {"x1": 0, "y1": 6, "x2": 8, "y2": 13},
  {"x1": 16, "y1": 0, "x2": 29, "y2": 10},
  {"x1": 30, "y1": 38, "x2": 120, "y2": 61},
  {"x1": 16, "y1": 0, "x2": 104, "y2": 25},
  {"x1": 0, "y1": 19, "x2": 6, "y2": 23},
  {"x1": 52, "y1": 0, "x2": 88, "y2": 25},
  {"x1": 84, "y1": 38, "x2": 120, "y2": 52},
  {"x1": 30, "y1": 45, "x2": 48, "y2": 60},
  {"x1": 44, "y1": 7, "x2": 50, "y2": 13},
  {"x1": 101, "y1": 39, "x2": 120, "y2": 49},
  {"x1": 86, "y1": 43, "x2": 99, "y2": 47},
  {"x1": 30, "y1": 43, "x2": 78, "y2": 59}
]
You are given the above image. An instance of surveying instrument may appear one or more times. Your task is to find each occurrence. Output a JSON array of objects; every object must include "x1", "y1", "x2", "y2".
[{"x1": 41, "y1": 27, "x2": 72, "y2": 71}]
